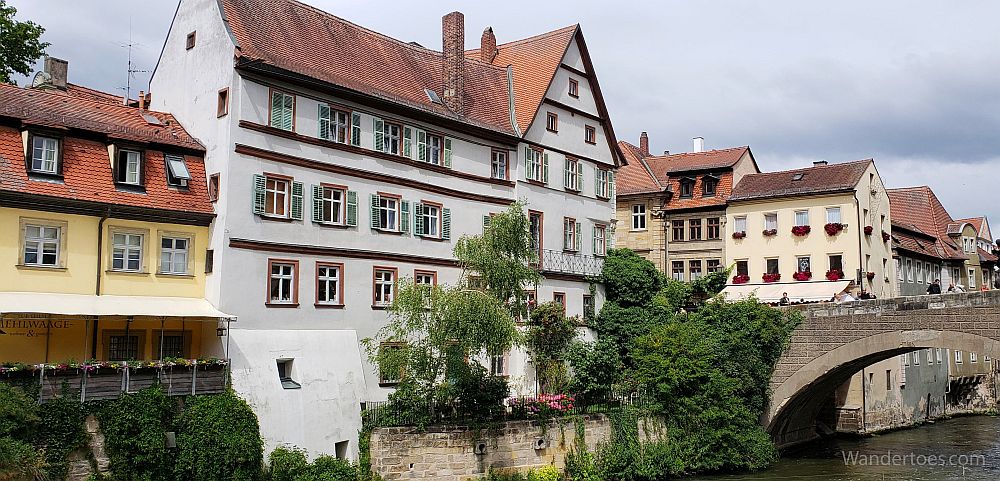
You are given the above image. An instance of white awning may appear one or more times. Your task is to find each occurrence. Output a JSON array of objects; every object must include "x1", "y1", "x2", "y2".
[
  {"x1": 0, "y1": 292, "x2": 234, "y2": 320},
  {"x1": 721, "y1": 280, "x2": 852, "y2": 303}
]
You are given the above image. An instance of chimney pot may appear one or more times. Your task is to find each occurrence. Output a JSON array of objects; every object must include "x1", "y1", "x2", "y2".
[
  {"x1": 663, "y1": 150, "x2": 670, "y2": 155},
  {"x1": 813, "y1": 160, "x2": 828, "y2": 167},
  {"x1": 693, "y1": 136, "x2": 705, "y2": 153},
  {"x1": 481, "y1": 27, "x2": 497, "y2": 63},
  {"x1": 442, "y1": 11, "x2": 465, "y2": 115},
  {"x1": 44, "y1": 56, "x2": 68, "y2": 90},
  {"x1": 639, "y1": 132, "x2": 649, "y2": 157},
  {"x1": 138, "y1": 90, "x2": 146, "y2": 110}
]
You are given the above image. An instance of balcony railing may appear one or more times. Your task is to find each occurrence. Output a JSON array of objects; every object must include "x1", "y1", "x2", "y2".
[{"x1": 540, "y1": 249, "x2": 604, "y2": 278}]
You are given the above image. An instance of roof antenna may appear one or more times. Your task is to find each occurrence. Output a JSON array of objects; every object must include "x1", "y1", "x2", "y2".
[{"x1": 120, "y1": 18, "x2": 149, "y2": 105}]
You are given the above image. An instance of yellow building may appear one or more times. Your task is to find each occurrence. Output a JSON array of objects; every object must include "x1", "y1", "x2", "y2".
[
  {"x1": 723, "y1": 159, "x2": 895, "y2": 302},
  {"x1": 0, "y1": 62, "x2": 226, "y2": 367}
]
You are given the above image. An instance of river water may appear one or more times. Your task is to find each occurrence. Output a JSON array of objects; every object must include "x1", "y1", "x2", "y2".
[{"x1": 696, "y1": 416, "x2": 1000, "y2": 481}]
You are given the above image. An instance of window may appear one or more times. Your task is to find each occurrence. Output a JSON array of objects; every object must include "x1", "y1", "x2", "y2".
[
  {"x1": 906, "y1": 259, "x2": 913, "y2": 282},
  {"x1": 584, "y1": 125, "x2": 596, "y2": 144},
  {"x1": 568, "y1": 78, "x2": 579, "y2": 97},
  {"x1": 159, "y1": 236, "x2": 189, "y2": 274},
  {"x1": 205, "y1": 249, "x2": 214, "y2": 274},
  {"x1": 594, "y1": 168, "x2": 613, "y2": 199},
  {"x1": 546, "y1": 112, "x2": 558, "y2": 132},
  {"x1": 936, "y1": 348, "x2": 943, "y2": 364},
  {"x1": 529, "y1": 211, "x2": 543, "y2": 260},
  {"x1": 374, "y1": 119, "x2": 402, "y2": 155},
  {"x1": 702, "y1": 176, "x2": 718, "y2": 197},
  {"x1": 185, "y1": 31, "x2": 196, "y2": 50},
  {"x1": 797, "y1": 256, "x2": 811, "y2": 273},
  {"x1": 766, "y1": 258, "x2": 779, "y2": 275},
  {"x1": 734, "y1": 216, "x2": 747, "y2": 233},
  {"x1": 524, "y1": 148, "x2": 546, "y2": 183},
  {"x1": 826, "y1": 207, "x2": 841, "y2": 224},
  {"x1": 29, "y1": 135, "x2": 60, "y2": 174},
  {"x1": 911, "y1": 351, "x2": 919, "y2": 365},
  {"x1": 672, "y1": 220, "x2": 685, "y2": 241},
  {"x1": 672, "y1": 261, "x2": 685, "y2": 281},
  {"x1": 315, "y1": 185, "x2": 346, "y2": 225},
  {"x1": 829, "y1": 254, "x2": 843, "y2": 273},
  {"x1": 22, "y1": 223, "x2": 61, "y2": 267},
  {"x1": 112, "y1": 232, "x2": 143, "y2": 272},
  {"x1": 955, "y1": 350, "x2": 963, "y2": 364},
  {"x1": 917, "y1": 262, "x2": 924, "y2": 284},
  {"x1": 423, "y1": 133, "x2": 444, "y2": 165},
  {"x1": 208, "y1": 173, "x2": 220, "y2": 202},
  {"x1": 553, "y1": 292, "x2": 566, "y2": 312},
  {"x1": 707, "y1": 217, "x2": 720, "y2": 239},
  {"x1": 679, "y1": 178, "x2": 694, "y2": 198},
  {"x1": 374, "y1": 194, "x2": 400, "y2": 232},
  {"x1": 269, "y1": 90, "x2": 295, "y2": 131},
  {"x1": 764, "y1": 213, "x2": 778, "y2": 231},
  {"x1": 318, "y1": 104, "x2": 349, "y2": 143},
  {"x1": 794, "y1": 210, "x2": 809, "y2": 227},
  {"x1": 490, "y1": 352, "x2": 508, "y2": 377},
  {"x1": 564, "y1": 157, "x2": 582, "y2": 191},
  {"x1": 736, "y1": 260, "x2": 749, "y2": 277},
  {"x1": 155, "y1": 332, "x2": 187, "y2": 359},
  {"x1": 415, "y1": 202, "x2": 444, "y2": 238},
  {"x1": 378, "y1": 343, "x2": 404, "y2": 385},
  {"x1": 631, "y1": 204, "x2": 647, "y2": 230},
  {"x1": 970, "y1": 352, "x2": 978, "y2": 363},
  {"x1": 316, "y1": 262, "x2": 343, "y2": 306},
  {"x1": 593, "y1": 223, "x2": 607, "y2": 256},
  {"x1": 563, "y1": 217, "x2": 580, "y2": 251},
  {"x1": 689, "y1": 219, "x2": 702, "y2": 241},
  {"x1": 267, "y1": 260, "x2": 298, "y2": 305},
  {"x1": 164, "y1": 154, "x2": 191, "y2": 187},
  {"x1": 217, "y1": 88, "x2": 229, "y2": 117},
  {"x1": 276, "y1": 359, "x2": 301, "y2": 389},
  {"x1": 583, "y1": 295, "x2": 595, "y2": 322},
  {"x1": 115, "y1": 148, "x2": 142, "y2": 185},
  {"x1": 264, "y1": 176, "x2": 290, "y2": 217},
  {"x1": 689, "y1": 260, "x2": 703, "y2": 281},
  {"x1": 374, "y1": 268, "x2": 396, "y2": 307},
  {"x1": 969, "y1": 269, "x2": 976, "y2": 288},
  {"x1": 705, "y1": 259, "x2": 723, "y2": 273},
  {"x1": 107, "y1": 333, "x2": 141, "y2": 361},
  {"x1": 896, "y1": 258, "x2": 903, "y2": 281},
  {"x1": 414, "y1": 270, "x2": 436, "y2": 286},
  {"x1": 491, "y1": 150, "x2": 508, "y2": 180}
]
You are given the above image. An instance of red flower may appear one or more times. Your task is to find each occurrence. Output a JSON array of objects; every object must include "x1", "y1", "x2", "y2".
[
  {"x1": 791, "y1": 225, "x2": 811, "y2": 236},
  {"x1": 732, "y1": 231, "x2": 747, "y2": 239},
  {"x1": 825, "y1": 269, "x2": 844, "y2": 281},
  {"x1": 762, "y1": 273, "x2": 781, "y2": 283},
  {"x1": 762, "y1": 229, "x2": 777, "y2": 237},
  {"x1": 866, "y1": 271, "x2": 876, "y2": 280},
  {"x1": 864, "y1": 225, "x2": 874, "y2": 235},
  {"x1": 732, "y1": 274, "x2": 750, "y2": 284},
  {"x1": 882, "y1": 231, "x2": 891, "y2": 242},
  {"x1": 793, "y1": 271, "x2": 812, "y2": 281},
  {"x1": 824, "y1": 223, "x2": 844, "y2": 236}
]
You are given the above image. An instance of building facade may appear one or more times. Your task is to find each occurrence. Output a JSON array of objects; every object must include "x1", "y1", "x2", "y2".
[
  {"x1": 150, "y1": 0, "x2": 621, "y2": 459},
  {"x1": 724, "y1": 159, "x2": 894, "y2": 301},
  {"x1": 0, "y1": 59, "x2": 225, "y2": 366}
]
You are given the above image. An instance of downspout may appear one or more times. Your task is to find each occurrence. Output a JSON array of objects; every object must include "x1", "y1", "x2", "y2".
[
  {"x1": 91, "y1": 208, "x2": 110, "y2": 359},
  {"x1": 854, "y1": 192, "x2": 865, "y2": 294}
]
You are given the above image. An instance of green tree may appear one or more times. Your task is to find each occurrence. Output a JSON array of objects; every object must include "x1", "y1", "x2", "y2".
[
  {"x1": 600, "y1": 249, "x2": 662, "y2": 307},
  {"x1": 525, "y1": 302, "x2": 578, "y2": 393},
  {"x1": 0, "y1": 1, "x2": 48, "y2": 84}
]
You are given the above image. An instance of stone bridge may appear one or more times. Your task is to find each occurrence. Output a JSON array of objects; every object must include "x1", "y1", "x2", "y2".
[{"x1": 765, "y1": 290, "x2": 1000, "y2": 449}]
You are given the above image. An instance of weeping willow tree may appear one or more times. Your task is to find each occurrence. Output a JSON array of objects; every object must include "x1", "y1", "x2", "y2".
[{"x1": 363, "y1": 201, "x2": 541, "y2": 414}]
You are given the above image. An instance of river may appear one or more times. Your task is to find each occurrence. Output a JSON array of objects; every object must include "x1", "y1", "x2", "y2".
[{"x1": 696, "y1": 416, "x2": 1000, "y2": 481}]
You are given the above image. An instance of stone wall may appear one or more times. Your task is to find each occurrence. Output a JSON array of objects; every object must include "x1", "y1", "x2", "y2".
[{"x1": 369, "y1": 415, "x2": 614, "y2": 481}]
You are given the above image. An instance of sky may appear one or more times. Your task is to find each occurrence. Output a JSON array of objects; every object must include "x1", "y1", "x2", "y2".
[{"x1": 9, "y1": 0, "x2": 1000, "y2": 237}]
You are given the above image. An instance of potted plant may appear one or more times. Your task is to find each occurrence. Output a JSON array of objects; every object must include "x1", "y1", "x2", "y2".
[
  {"x1": 826, "y1": 269, "x2": 844, "y2": 281},
  {"x1": 762, "y1": 229, "x2": 778, "y2": 237},
  {"x1": 732, "y1": 231, "x2": 747, "y2": 239},
  {"x1": 732, "y1": 274, "x2": 750, "y2": 284},
  {"x1": 824, "y1": 222, "x2": 845, "y2": 236},
  {"x1": 864, "y1": 225, "x2": 874, "y2": 236},
  {"x1": 793, "y1": 271, "x2": 812, "y2": 281},
  {"x1": 881, "y1": 231, "x2": 891, "y2": 242},
  {"x1": 762, "y1": 272, "x2": 781, "y2": 283},
  {"x1": 791, "y1": 225, "x2": 811, "y2": 236}
]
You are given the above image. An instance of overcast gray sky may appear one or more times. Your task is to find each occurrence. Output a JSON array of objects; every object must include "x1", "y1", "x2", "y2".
[{"x1": 10, "y1": 0, "x2": 1000, "y2": 237}]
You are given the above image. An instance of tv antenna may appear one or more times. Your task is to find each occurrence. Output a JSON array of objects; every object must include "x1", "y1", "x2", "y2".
[{"x1": 120, "y1": 19, "x2": 149, "y2": 105}]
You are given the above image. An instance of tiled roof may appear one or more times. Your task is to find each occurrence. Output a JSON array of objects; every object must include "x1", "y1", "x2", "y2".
[
  {"x1": 644, "y1": 146, "x2": 749, "y2": 178},
  {"x1": 467, "y1": 25, "x2": 577, "y2": 132},
  {"x1": 0, "y1": 84, "x2": 202, "y2": 150},
  {"x1": 956, "y1": 217, "x2": 991, "y2": 240},
  {"x1": 615, "y1": 141, "x2": 660, "y2": 195},
  {"x1": 220, "y1": 0, "x2": 515, "y2": 135},
  {"x1": 730, "y1": 159, "x2": 871, "y2": 202},
  {"x1": 662, "y1": 172, "x2": 734, "y2": 211},
  {"x1": 980, "y1": 248, "x2": 998, "y2": 263},
  {"x1": 64, "y1": 83, "x2": 130, "y2": 106},
  {"x1": 892, "y1": 228, "x2": 942, "y2": 260},
  {"x1": 887, "y1": 186, "x2": 967, "y2": 261}
]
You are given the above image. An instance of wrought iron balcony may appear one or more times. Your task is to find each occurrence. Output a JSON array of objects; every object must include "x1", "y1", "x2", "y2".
[{"x1": 539, "y1": 249, "x2": 604, "y2": 277}]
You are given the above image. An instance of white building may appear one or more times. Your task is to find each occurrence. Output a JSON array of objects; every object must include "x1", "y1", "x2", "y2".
[{"x1": 150, "y1": 0, "x2": 623, "y2": 459}]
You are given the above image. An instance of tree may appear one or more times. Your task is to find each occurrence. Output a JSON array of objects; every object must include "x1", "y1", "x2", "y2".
[
  {"x1": 525, "y1": 301, "x2": 578, "y2": 393},
  {"x1": 600, "y1": 249, "x2": 662, "y2": 307},
  {"x1": 0, "y1": 1, "x2": 48, "y2": 84}
]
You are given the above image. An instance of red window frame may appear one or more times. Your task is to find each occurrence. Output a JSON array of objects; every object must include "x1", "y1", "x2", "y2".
[
  {"x1": 546, "y1": 112, "x2": 558, "y2": 133},
  {"x1": 265, "y1": 258, "x2": 299, "y2": 307},
  {"x1": 315, "y1": 261, "x2": 345, "y2": 307},
  {"x1": 372, "y1": 266, "x2": 398, "y2": 308},
  {"x1": 585, "y1": 125, "x2": 596, "y2": 145},
  {"x1": 568, "y1": 78, "x2": 579, "y2": 98}
]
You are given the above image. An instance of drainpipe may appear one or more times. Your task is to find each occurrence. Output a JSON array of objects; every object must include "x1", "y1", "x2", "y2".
[
  {"x1": 853, "y1": 192, "x2": 866, "y2": 295},
  {"x1": 91, "y1": 209, "x2": 110, "y2": 359}
]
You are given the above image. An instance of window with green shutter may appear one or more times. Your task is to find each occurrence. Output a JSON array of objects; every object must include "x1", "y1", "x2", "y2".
[
  {"x1": 289, "y1": 181, "x2": 304, "y2": 220},
  {"x1": 372, "y1": 193, "x2": 403, "y2": 232},
  {"x1": 312, "y1": 184, "x2": 347, "y2": 225},
  {"x1": 255, "y1": 174, "x2": 296, "y2": 219},
  {"x1": 252, "y1": 174, "x2": 266, "y2": 215},
  {"x1": 564, "y1": 158, "x2": 581, "y2": 191},
  {"x1": 319, "y1": 104, "x2": 349, "y2": 143},
  {"x1": 351, "y1": 112, "x2": 362, "y2": 146},
  {"x1": 400, "y1": 200, "x2": 410, "y2": 235},
  {"x1": 413, "y1": 203, "x2": 425, "y2": 235},
  {"x1": 443, "y1": 138, "x2": 452, "y2": 168},
  {"x1": 542, "y1": 153, "x2": 549, "y2": 184},
  {"x1": 345, "y1": 191, "x2": 358, "y2": 226},
  {"x1": 416, "y1": 129, "x2": 427, "y2": 161},
  {"x1": 270, "y1": 90, "x2": 294, "y2": 131},
  {"x1": 403, "y1": 126, "x2": 413, "y2": 158},
  {"x1": 442, "y1": 208, "x2": 451, "y2": 240}
]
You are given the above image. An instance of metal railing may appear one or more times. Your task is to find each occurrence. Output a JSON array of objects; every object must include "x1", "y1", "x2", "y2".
[{"x1": 539, "y1": 249, "x2": 605, "y2": 277}]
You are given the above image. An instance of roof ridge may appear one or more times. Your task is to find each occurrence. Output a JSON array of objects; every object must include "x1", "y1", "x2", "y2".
[
  {"x1": 1, "y1": 83, "x2": 174, "y2": 117},
  {"x1": 744, "y1": 158, "x2": 872, "y2": 177},
  {"x1": 493, "y1": 24, "x2": 578, "y2": 50},
  {"x1": 646, "y1": 145, "x2": 748, "y2": 160}
]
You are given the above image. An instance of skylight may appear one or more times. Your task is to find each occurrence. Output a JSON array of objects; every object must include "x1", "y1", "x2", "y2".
[
  {"x1": 425, "y1": 89, "x2": 442, "y2": 104},
  {"x1": 792, "y1": 173, "x2": 805, "y2": 181}
]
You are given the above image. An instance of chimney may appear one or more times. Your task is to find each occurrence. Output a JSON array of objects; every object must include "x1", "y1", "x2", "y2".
[
  {"x1": 44, "y1": 56, "x2": 68, "y2": 90},
  {"x1": 813, "y1": 160, "x2": 828, "y2": 167},
  {"x1": 442, "y1": 11, "x2": 465, "y2": 115},
  {"x1": 639, "y1": 132, "x2": 649, "y2": 157},
  {"x1": 138, "y1": 90, "x2": 146, "y2": 110},
  {"x1": 480, "y1": 27, "x2": 497, "y2": 63},
  {"x1": 693, "y1": 136, "x2": 705, "y2": 153},
  {"x1": 663, "y1": 150, "x2": 670, "y2": 155}
]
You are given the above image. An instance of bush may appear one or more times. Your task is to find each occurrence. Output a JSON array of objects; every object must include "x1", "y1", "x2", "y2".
[
  {"x1": 0, "y1": 383, "x2": 38, "y2": 439},
  {"x1": 35, "y1": 395, "x2": 87, "y2": 479},
  {"x1": 269, "y1": 447, "x2": 309, "y2": 481},
  {"x1": 0, "y1": 436, "x2": 46, "y2": 481},
  {"x1": 174, "y1": 391, "x2": 264, "y2": 481},
  {"x1": 526, "y1": 302, "x2": 578, "y2": 393},
  {"x1": 299, "y1": 456, "x2": 357, "y2": 481},
  {"x1": 600, "y1": 249, "x2": 662, "y2": 307},
  {"x1": 97, "y1": 385, "x2": 177, "y2": 481},
  {"x1": 450, "y1": 363, "x2": 508, "y2": 422},
  {"x1": 527, "y1": 465, "x2": 560, "y2": 481},
  {"x1": 567, "y1": 338, "x2": 623, "y2": 404}
]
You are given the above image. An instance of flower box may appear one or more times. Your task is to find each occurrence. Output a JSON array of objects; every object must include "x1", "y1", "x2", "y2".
[
  {"x1": 762, "y1": 229, "x2": 777, "y2": 237},
  {"x1": 732, "y1": 231, "x2": 747, "y2": 239},
  {"x1": 881, "y1": 231, "x2": 891, "y2": 242},
  {"x1": 866, "y1": 271, "x2": 876, "y2": 280},
  {"x1": 762, "y1": 273, "x2": 781, "y2": 283},
  {"x1": 825, "y1": 269, "x2": 845, "y2": 281},
  {"x1": 732, "y1": 274, "x2": 750, "y2": 284},
  {"x1": 864, "y1": 225, "x2": 874, "y2": 236},
  {"x1": 824, "y1": 223, "x2": 845, "y2": 236},
  {"x1": 793, "y1": 271, "x2": 812, "y2": 281},
  {"x1": 791, "y1": 225, "x2": 811, "y2": 236}
]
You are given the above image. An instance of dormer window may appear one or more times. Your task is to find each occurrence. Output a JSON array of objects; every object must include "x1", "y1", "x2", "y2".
[
  {"x1": 702, "y1": 175, "x2": 718, "y2": 197},
  {"x1": 679, "y1": 178, "x2": 695, "y2": 198},
  {"x1": 115, "y1": 148, "x2": 143, "y2": 186},
  {"x1": 29, "y1": 134, "x2": 61, "y2": 175},
  {"x1": 165, "y1": 154, "x2": 191, "y2": 188}
]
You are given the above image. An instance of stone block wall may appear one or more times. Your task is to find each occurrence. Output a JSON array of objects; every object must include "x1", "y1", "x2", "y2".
[{"x1": 369, "y1": 415, "x2": 613, "y2": 481}]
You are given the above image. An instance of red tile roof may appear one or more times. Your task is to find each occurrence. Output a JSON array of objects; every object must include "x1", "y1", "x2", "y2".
[
  {"x1": 956, "y1": 217, "x2": 991, "y2": 241},
  {"x1": 730, "y1": 159, "x2": 871, "y2": 202},
  {"x1": 662, "y1": 172, "x2": 735, "y2": 211},
  {"x1": 980, "y1": 248, "x2": 998, "y2": 263},
  {"x1": 887, "y1": 186, "x2": 967, "y2": 261},
  {"x1": 220, "y1": 0, "x2": 515, "y2": 135},
  {"x1": 644, "y1": 146, "x2": 750, "y2": 179},
  {"x1": 615, "y1": 141, "x2": 660, "y2": 195}
]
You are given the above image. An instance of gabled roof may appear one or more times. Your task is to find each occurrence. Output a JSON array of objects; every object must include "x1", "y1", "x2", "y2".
[
  {"x1": 643, "y1": 146, "x2": 750, "y2": 181},
  {"x1": 730, "y1": 159, "x2": 872, "y2": 202},
  {"x1": 614, "y1": 141, "x2": 661, "y2": 196},
  {"x1": 887, "y1": 186, "x2": 967, "y2": 261},
  {"x1": 956, "y1": 217, "x2": 991, "y2": 241},
  {"x1": 219, "y1": 0, "x2": 515, "y2": 135}
]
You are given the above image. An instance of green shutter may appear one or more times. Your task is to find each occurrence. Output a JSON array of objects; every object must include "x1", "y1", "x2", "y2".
[
  {"x1": 318, "y1": 104, "x2": 331, "y2": 139},
  {"x1": 290, "y1": 181, "x2": 304, "y2": 220},
  {"x1": 592, "y1": 225, "x2": 597, "y2": 255},
  {"x1": 594, "y1": 167, "x2": 600, "y2": 197},
  {"x1": 609, "y1": 171, "x2": 616, "y2": 198},
  {"x1": 311, "y1": 184, "x2": 324, "y2": 223},
  {"x1": 403, "y1": 126, "x2": 413, "y2": 158},
  {"x1": 370, "y1": 194, "x2": 380, "y2": 230},
  {"x1": 416, "y1": 130, "x2": 427, "y2": 162},
  {"x1": 401, "y1": 200, "x2": 410, "y2": 235},
  {"x1": 542, "y1": 153, "x2": 549, "y2": 184},
  {"x1": 413, "y1": 203, "x2": 424, "y2": 236},
  {"x1": 346, "y1": 190, "x2": 358, "y2": 226},
  {"x1": 443, "y1": 138, "x2": 452, "y2": 168},
  {"x1": 575, "y1": 221, "x2": 582, "y2": 251},
  {"x1": 563, "y1": 158, "x2": 571, "y2": 189},
  {"x1": 374, "y1": 118, "x2": 385, "y2": 152},
  {"x1": 269, "y1": 92, "x2": 282, "y2": 128},
  {"x1": 252, "y1": 174, "x2": 266, "y2": 215},
  {"x1": 483, "y1": 215, "x2": 491, "y2": 231},
  {"x1": 576, "y1": 163, "x2": 584, "y2": 191},
  {"x1": 351, "y1": 112, "x2": 361, "y2": 146},
  {"x1": 523, "y1": 146, "x2": 532, "y2": 181},
  {"x1": 442, "y1": 208, "x2": 451, "y2": 240}
]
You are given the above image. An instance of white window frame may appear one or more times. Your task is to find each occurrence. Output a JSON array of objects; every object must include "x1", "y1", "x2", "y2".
[
  {"x1": 490, "y1": 353, "x2": 507, "y2": 377},
  {"x1": 794, "y1": 210, "x2": 809, "y2": 227},
  {"x1": 764, "y1": 213, "x2": 778, "y2": 231},
  {"x1": 159, "y1": 235, "x2": 190, "y2": 275},
  {"x1": 320, "y1": 186, "x2": 346, "y2": 225},
  {"x1": 906, "y1": 259, "x2": 913, "y2": 282},
  {"x1": 421, "y1": 203, "x2": 441, "y2": 238},
  {"x1": 689, "y1": 260, "x2": 703, "y2": 281},
  {"x1": 968, "y1": 269, "x2": 976, "y2": 288},
  {"x1": 269, "y1": 262, "x2": 296, "y2": 304},
  {"x1": 593, "y1": 224, "x2": 607, "y2": 256},
  {"x1": 955, "y1": 350, "x2": 963, "y2": 363},
  {"x1": 378, "y1": 196, "x2": 399, "y2": 232},
  {"x1": 525, "y1": 148, "x2": 543, "y2": 182},
  {"x1": 22, "y1": 223, "x2": 61, "y2": 267},
  {"x1": 896, "y1": 258, "x2": 903, "y2": 281},
  {"x1": 733, "y1": 216, "x2": 747, "y2": 233},
  {"x1": 319, "y1": 106, "x2": 349, "y2": 143},
  {"x1": 826, "y1": 207, "x2": 841, "y2": 224},
  {"x1": 374, "y1": 269, "x2": 395, "y2": 306},
  {"x1": 671, "y1": 261, "x2": 685, "y2": 281},
  {"x1": 563, "y1": 218, "x2": 578, "y2": 251},
  {"x1": 631, "y1": 204, "x2": 647, "y2": 231},
  {"x1": 425, "y1": 134, "x2": 443, "y2": 165},
  {"x1": 970, "y1": 352, "x2": 978, "y2": 363},
  {"x1": 564, "y1": 158, "x2": 580, "y2": 190},
  {"x1": 491, "y1": 150, "x2": 508, "y2": 180},
  {"x1": 316, "y1": 264, "x2": 342, "y2": 305},
  {"x1": 596, "y1": 169, "x2": 612, "y2": 199},
  {"x1": 117, "y1": 149, "x2": 142, "y2": 185},
  {"x1": 265, "y1": 177, "x2": 290, "y2": 218},
  {"x1": 111, "y1": 232, "x2": 144, "y2": 272},
  {"x1": 30, "y1": 135, "x2": 59, "y2": 174}
]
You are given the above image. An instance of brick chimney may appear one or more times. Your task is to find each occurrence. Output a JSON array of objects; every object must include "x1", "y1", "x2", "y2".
[
  {"x1": 44, "y1": 56, "x2": 68, "y2": 90},
  {"x1": 480, "y1": 27, "x2": 498, "y2": 63},
  {"x1": 639, "y1": 132, "x2": 649, "y2": 157},
  {"x1": 442, "y1": 11, "x2": 465, "y2": 115}
]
